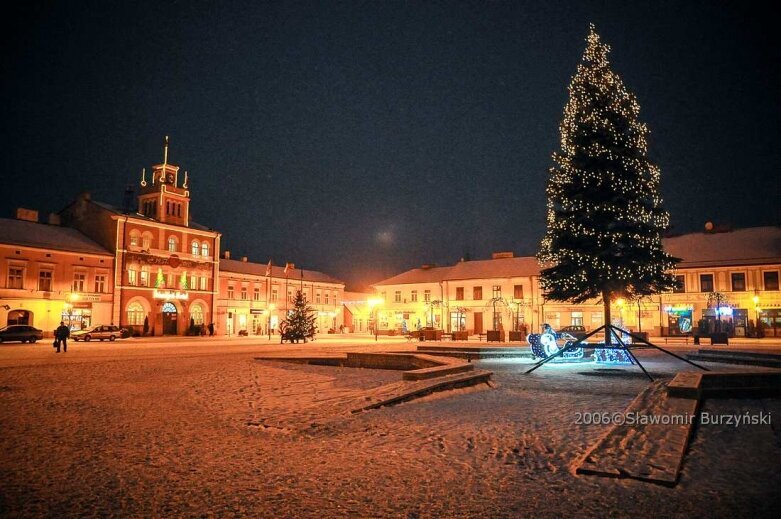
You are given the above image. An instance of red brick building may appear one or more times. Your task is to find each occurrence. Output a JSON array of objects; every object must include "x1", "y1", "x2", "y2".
[{"x1": 61, "y1": 139, "x2": 221, "y2": 335}]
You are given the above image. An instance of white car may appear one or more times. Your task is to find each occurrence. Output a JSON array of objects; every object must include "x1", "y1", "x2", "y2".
[{"x1": 71, "y1": 325, "x2": 128, "y2": 342}]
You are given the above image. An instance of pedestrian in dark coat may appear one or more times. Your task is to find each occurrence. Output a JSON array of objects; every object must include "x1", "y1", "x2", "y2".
[
  {"x1": 207, "y1": 322, "x2": 215, "y2": 336},
  {"x1": 55, "y1": 321, "x2": 70, "y2": 353}
]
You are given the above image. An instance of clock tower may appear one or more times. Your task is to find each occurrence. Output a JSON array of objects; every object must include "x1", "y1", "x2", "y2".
[{"x1": 137, "y1": 136, "x2": 191, "y2": 227}]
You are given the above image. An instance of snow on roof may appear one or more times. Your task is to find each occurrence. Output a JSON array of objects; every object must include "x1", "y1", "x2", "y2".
[
  {"x1": 0, "y1": 218, "x2": 113, "y2": 256},
  {"x1": 444, "y1": 256, "x2": 541, "y2": 281},
  {"x1": 373, "y1": 265, "x2": 453, "y2": 286},
  {"x1": 662, "y1": 226, "x2": 781, "y2": 267},
  {"x1": 220, "y1": 258, "x2": 344, "y2": 285}
]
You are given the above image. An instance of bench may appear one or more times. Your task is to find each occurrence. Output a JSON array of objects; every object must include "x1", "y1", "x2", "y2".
[{"x1": 477, "y1": 333, "x2": 487, "y2": 342}]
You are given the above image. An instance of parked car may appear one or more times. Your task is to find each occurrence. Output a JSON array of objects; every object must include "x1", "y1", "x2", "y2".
[
  {"x1": 72, "y1": 325, "x2": 128, "y2": 342},
  {"x1": 0, "y1": 325, "x2": 44, "y2": 344},
  {"x1": 559, "y1": 325, "x2": 589, "y2": 341}
]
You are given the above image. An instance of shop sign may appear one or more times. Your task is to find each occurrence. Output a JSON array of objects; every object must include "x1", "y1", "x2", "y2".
[
  {"x1": 73, "y1": 302, "x2": 92, "y2": 309},
  {"x1": 250, "y1": 309, "x2": 265, "y2": 315},
  {"x1": 153, "y1": 289, "x2": 189, "y2": 300}
]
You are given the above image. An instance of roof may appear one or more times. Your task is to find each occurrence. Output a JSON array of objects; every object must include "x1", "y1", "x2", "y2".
[
  {"x1": 663, "y1": 226, "x2": 781, "y2": 268},
  {"x1": 90, "y1": 200, "x2": 215, "y2": 232},
  {"x1": 444, "y1": 256, "x2": 541, "y2": 281},
  {"x1": 220, "y1": 258, "x2": 344, "y2": 285},
  {"x1": 373, "y1": 265, "x2": 453, "y2": 286},
  {"x1": 0, "y1": 218, "x2": 113, "y2": 256}
]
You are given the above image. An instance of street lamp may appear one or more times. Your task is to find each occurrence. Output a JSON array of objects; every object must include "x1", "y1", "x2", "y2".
[
  {"x1": 753, "y1": 294, "x2": 761, "y2": 337},
  {"x1": 267, "y1": 303, "x2": 275, "y2": 340},
  {"x1": 367, "y1": 297, "x2": 383, "y2": 342}
]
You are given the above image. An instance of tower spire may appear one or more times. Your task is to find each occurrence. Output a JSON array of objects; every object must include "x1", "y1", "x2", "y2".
[{"x1": 163, "y1": 135, "x2": 169, "y2": 166}]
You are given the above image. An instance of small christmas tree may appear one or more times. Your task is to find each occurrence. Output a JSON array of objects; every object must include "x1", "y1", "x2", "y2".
[
  {"x1": 280, "y1": 290, "x2": 317, "y2": 343},
  {"x1": 538, "y1": 25, "x2": 679, "y2": 343}
]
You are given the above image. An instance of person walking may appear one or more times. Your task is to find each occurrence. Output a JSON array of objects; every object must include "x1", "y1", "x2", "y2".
[
  {"x1": 55, "y1": 321, "x2": 70, "y2": 353},
  {"x1": 207, "y1": 322, "x2": 215, "y2": 336}
]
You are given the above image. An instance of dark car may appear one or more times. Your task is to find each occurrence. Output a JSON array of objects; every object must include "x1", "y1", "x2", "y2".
[
  {"x1": 559, "y1": 325, "x2": 588, "y2": 341},
  {"x1": 72, "y1": 325, "x2": 128, "y2": 342},
  {"x1": 0, "y1": 325, "x2": 44, "y2": 344}
]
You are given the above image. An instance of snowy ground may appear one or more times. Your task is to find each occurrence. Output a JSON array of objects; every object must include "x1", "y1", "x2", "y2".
[{"x1": 0, "y1": 340, "x2": 780, "y2": 518}]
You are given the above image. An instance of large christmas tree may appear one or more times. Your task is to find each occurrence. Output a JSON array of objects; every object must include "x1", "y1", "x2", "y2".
[
  {"x1": 538, "y1": 25, "x2": 679, "y2": 342},
  {"x1": 280, "y1": 290, "x2": 317, "y2": 343}
]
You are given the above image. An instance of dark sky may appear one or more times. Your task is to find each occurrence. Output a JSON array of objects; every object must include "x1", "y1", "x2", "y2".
[{"x1": 2, "y1": 0, "x2": 779, "y2": 290}]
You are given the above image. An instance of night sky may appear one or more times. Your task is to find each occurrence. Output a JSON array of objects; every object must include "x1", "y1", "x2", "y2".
[{"x1": 2, "y1": 1, "x2": 779, "y2": 290}]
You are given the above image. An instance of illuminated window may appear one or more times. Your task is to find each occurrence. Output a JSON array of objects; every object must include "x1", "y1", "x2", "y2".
[
  {"x1": 128, "y1": 269, "x2": 137, "y2": 286},
  {"x1": 411, "y1": 290, "x2": 418, "y2": 302},
  {"x1": 167, "y1": 236, "x2": 178, "y2": 252},
  {"x1": 473, "y1": 286, "x2": 482, "y2": 300},
  {"x1": 394, "y1": 291, "x2": 401, "y2": 303},
  {"x1": 140, "y1": 267, "x2": 150, "y2": 287},
  {"x1": 492, "y1": 285, "x2": 501, "y2": 298},
  {"x1": 190, "y1": 303, "x2": 204, "y2": 325},
  {"x1": 127, "y1": 302, "x2": 145, "y2": 326},
  {"x1": 254, "y1": 287, "x2": 260, "y2": 301},
  {"x1": 424, "y1": 290, "x2": 431, "y2": 302},
  {"x1": 191, "y1": 241, "x2": 200, "y2": 256},
  {"x1": 571, "y1": 311, "x2": 583, "y2": 326},
  {"x1": 271, "y1": 288, "x2": 278, "y2": 302},
  {"x1": 228, "y1": 285, "x2": 235, "y2": 299},
  {"x1": 201, "y1": 243, "x2": 209, "y2": 257},
  {"x1": 325, "y1": 292, "x2": 330, "y2": 305},
  {"x1": 241, "y1": 286, "x2": 248, "y2": 300},
  {"x1": 199, "y1": 277, "x2": 207, "y2": 290},
  {"x1": 316, "y1": 291, "x2": 321, "y2": 304}
]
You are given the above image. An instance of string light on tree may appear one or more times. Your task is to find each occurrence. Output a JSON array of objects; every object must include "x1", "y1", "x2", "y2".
[{"x1": 537, "y1": 24, "x2": 679, "y2": 346}]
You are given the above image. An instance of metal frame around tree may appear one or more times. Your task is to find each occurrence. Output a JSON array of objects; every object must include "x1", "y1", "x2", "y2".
[{"x1": 524, "y1": 323, "x2": 709, "y2": 382}]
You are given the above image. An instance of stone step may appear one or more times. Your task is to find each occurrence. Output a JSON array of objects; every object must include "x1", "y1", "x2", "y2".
[
  {"x1": 402, "y1": 362, "x2": 474, "y2": 380},
  {"x1": 696, "y1": 349, "x2": 781, "y2": 361}
]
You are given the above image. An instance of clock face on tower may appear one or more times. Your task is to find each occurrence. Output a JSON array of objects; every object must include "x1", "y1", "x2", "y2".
[{"x1": 166, "y1": 172, "x2": 175, "y2": 184}]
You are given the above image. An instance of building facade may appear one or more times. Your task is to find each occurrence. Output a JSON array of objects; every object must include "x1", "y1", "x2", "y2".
[
  {"x1": 60, "y1": 140, "x2": 221, "y2": 336},
  {"x1": 373, "y1": 227, "x2": 781, "y2": 338},
  {"x1": 0, "y1": 210, "x2": 115, "y2": 335},
  {"x1": 217, "y1": 256, "x2": 345, "y2": 336}
]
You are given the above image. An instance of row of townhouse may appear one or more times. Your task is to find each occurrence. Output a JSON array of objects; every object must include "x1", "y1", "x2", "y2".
[
  {"x1": 372, "y1": 227, "x2": 781, "y2": 338},
  {"x1": 0, "y1": 142, "x2": 345, "y2": 337}
]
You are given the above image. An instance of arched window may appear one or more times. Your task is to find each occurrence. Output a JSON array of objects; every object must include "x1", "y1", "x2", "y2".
[
  {"x1": 191, "y1": 240, "x2": 200, "y2": 256},
  {"x1": 141, "y1": 232, "x2": 153, "y2": 250},
  {"x1": 127, "y1": 302, "x2": 145, "y2": 326},
  {"x1": 190, "y1": 303, "x2": 204, "y2": 325},
  {"x1": 129, "y1": 230, "x2": 140, "y2": 247},
  {"x1": 201, "y1": 242, "x2": 209, "y2": 257},
  {"x1": 167, "y1": 236, "x2": 178, "y2": 252}
]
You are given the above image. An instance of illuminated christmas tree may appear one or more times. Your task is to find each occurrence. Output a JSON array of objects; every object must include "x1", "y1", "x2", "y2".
[
  {"x1": 280, "y1": 290, "x2": 317, "y2": 343},
  {"x1": 538, "y1": 25, "x2": 679, "y2": 343}
]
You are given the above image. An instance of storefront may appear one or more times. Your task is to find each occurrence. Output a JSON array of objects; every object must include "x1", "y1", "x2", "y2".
[
  {"x1": 62, "y1": 303, "x2": 93, "y2": 332},
  {"x1": 759, "y1": 309, "x2": 781, "y2": 338},
  {"x1": 665, "y1": 306, "x2": 693, "y2": 336}
]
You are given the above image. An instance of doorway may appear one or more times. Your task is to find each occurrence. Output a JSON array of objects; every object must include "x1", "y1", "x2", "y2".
[
  {"x1": 162, "y1": 302, "x2": 178, "y2": 335},
  {"x1": 474, "y1": 312, "x2": 483, "y2": 334}
]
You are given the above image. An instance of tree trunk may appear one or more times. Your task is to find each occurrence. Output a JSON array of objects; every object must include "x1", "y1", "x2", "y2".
[{"x1": 603, "y1": 290, "x2": 612, "y2": 346}]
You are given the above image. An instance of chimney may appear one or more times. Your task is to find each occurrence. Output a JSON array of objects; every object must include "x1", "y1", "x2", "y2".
[
  {"x1": 241, "y1": 256, "x2": 248, "y2": 262},
  {"x1": 421, "y1": 263, "x2": 436, "y2": 270},
  {"x1": 492, "y1": 252, "x2": 514, "y2": 259},
  {"x1": 48, "y1": 213, "x2": 61, "y2": 226},
  {"x1": 16, "y1": 208, "x2": 39, "y2": 222},
  {"x1": 224, "y1": 250, "x2": 231, "y2": 259}
]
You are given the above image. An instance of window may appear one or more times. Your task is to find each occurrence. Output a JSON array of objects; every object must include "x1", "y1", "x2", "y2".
[
  {"x1": 228, "y1": 285, "x2": 235, "y2": 299},
  {"x1": 764, "y1": 271, "x2": 780, "y2": 291},
  {"x1": 514, "y1": 285, "x2": 524, "y2": 300},
  {"x1": 128, "y1": 269, "x2": 137, "y2": 286},
  {"x1": 241, "y1": 286, "x2": 248, "y2": 300},
  {"x1": 394, "y1": 291, "x2": 401, "y2": 303},
  {"x1": 271, "y1": 288, "x2": 278, "y2": 302},
  {"x1": 730, "y1": 273, "x2": 746, "y2": 292},
  {"x1": 191, "y1": 241, "x2": 200, "y2": 256},
  {"x1": 254, "y1": 287, "x2": 260, "y2": 301},
  {"x1": 190, "y1": 303, "x2": 204, "y2": 325},
  {"x1": 473, "y1": 286, "x2": 483, "y2": 300},
  {"x1": 492, "y1": 285, "x2": 502, "y2": 298},
  {"x1": 571, "y1": 311, "x2": 583, "y2": 326},
  {"x1": 316, "y1": 291, "x2": 321, "y2": 304},
  {"x1": 129, "y1": 232, "x2": 140, "y2": 247},
  {"x1": 201, "y1": 243, "x2": 209, "y2": 257},
  {"x1": 411, "y1": 290, "x2": 418, "y2": 302},
  {"x1": 73, "y1": 272, "x2": 86, "y2": 292},
  {"x1": 127, "y1": 302, "x2": 145, "y2": 326},
  {"x1": 8, "y1": 266, "x2": 24, "y2": 289},
  {"x1": 424, "y1": 290, "x2": 431, "y2": 302},
  {"x1": 190, "y1": 276, "x2": 197, "y2": 290},
  {"x1": 455, "y1": 287, "x2": 464, "y2": 301},
  {"x1": 177, "y1": 204, "x2": 181, "y2": 217},
  {"x1": 140, "y1": 267, "x2": 150, "y2": 287},
  {"x1": 199, "y1": 277, "x2": 207, "y2": 290},
  {"x1": 38, "y1": 270, "x2": 53, "y2": 292},
  {"x1": 325, "y1": 292, "x2": 330, "y2": 304},
  {"x1": 591, "y1": 312, "x2": 603, "y2": 327},
  {"x1": 673, "y1": 275, "x2": 685, "y2": 293},
  {"x1": 95, "y1": 274, "x2": 106, "y2": 293},
  {"x1": 142, "y1": 233, "x2": 152, "y2": 249},
  {"x1": 167, "y1": 236, "x2": 177, "y2": 252},
  {"x1": 700, "y1": 274, "x2": 714, "y2": 293}
]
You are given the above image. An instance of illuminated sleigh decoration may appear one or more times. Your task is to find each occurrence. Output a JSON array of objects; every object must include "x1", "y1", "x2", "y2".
[{"x1": 528, "y1": 326, "x2": 585, "y2": 360}]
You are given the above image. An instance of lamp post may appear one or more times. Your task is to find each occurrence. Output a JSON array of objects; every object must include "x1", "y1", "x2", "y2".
[
  {"x1": 267, "y1": 303, "x2": 275, "y2": 340},
  {"x1": 753, "y1": 295, "x2": 760, "y2": 338}
]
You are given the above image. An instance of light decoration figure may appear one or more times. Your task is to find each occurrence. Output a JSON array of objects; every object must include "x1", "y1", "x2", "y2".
[
  {"x1": 594, "y1": 328, "x2": 634, "y2": 364},
  {"x1": 528, "y1": 324, "x2": 584, "y2": 361}
]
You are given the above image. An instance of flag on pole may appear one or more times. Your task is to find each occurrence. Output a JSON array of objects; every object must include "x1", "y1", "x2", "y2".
[
  {"x1": 284, "y1": 262, "x2": 294, "y2": 275},
  {"x1": 265, "y1": 260, "x2": 272, "y2": 277}
]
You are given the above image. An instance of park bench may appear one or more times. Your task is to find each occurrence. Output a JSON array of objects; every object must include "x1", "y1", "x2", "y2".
[{"x1": 477, "y1": 333, "x2": 487, "y2": 342}]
